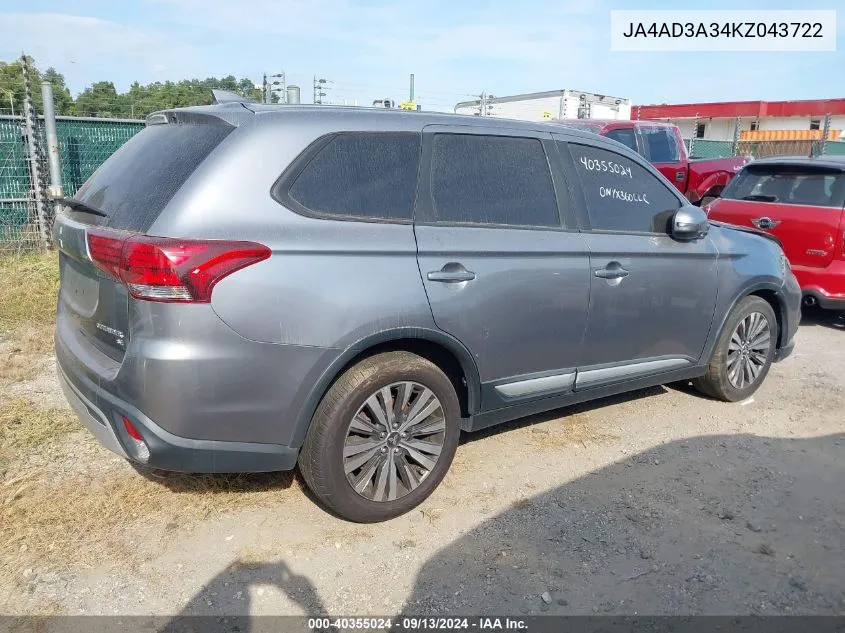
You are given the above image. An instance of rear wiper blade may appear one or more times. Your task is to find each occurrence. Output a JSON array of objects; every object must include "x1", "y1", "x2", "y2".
[
  {"x1": 58, "y1": 197, "x2": 108, "y2": 218},
  {"x1": 741, "y1": 194, "x2": 778, "y2": 202}
]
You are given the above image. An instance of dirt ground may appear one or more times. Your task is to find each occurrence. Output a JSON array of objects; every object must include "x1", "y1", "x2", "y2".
[{"x1": 1, "y1": 300, "x2": 843, "y2": 618}]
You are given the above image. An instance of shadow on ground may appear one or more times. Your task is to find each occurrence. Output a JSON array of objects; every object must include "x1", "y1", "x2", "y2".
[
  {"x1": 461, "y1": 385, "x2": 667, "y2": 445},
  {"x1": 159, "y1": 431, "x2": 845, "y2": 629},
  {"x1": 799, "y1": 306, "x2": 845, "y2": 331},
  {"x1": 129, "y1": 466, "x2": 298, "y2": 495}
]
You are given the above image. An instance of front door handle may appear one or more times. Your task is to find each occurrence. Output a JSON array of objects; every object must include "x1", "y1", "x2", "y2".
[
  {"x1": 427, "y1": 265, "x2": 476, "y2": 283},
  {"x1": 675, "y1": 170, "x2": 685, "y2": 182},
  {"x1": 751, "y1": 217, "x2": 780, "y2": 230},
  {"x1": 594, "y1": 264, "x2": 629, "y2": 280}
]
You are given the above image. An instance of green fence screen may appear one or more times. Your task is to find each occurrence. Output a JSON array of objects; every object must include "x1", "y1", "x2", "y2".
[
  {"x1": 823, "y1": 140, "x2": 845, "y2": 156},
  {"x1": 1, "y1": 116, "x2": 144, "y2": 247},
  {"x1": 55, "y1": 119, "x2": 145, "y2": 196},
  {"x1": 687, "y1": 139, "x2": 735, "y2": 159}
]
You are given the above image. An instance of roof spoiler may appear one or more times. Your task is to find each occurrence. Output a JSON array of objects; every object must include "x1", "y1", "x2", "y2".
[{"x1": 211, "y1": 89, "x2": 256, "y2": 105}]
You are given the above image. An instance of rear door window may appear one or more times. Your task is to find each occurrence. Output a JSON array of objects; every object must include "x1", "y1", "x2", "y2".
[
  {"x1": 604, "y1": 128, "x2": 638, "y2": 153},
  {"x1": 429, "y1": 134, "x2": 560, "y2": 227},
  {"x1": 287, "y1": 133, "x2": 421, "y2": 220},
  {"x1": 722, "y1": 165, "x2": 845, "y2": 208},
  {"x1": 74, "y1": 122, "x2": 233, "y2": 232},
  {"x1": 566, "y1": 142, "x2": 682, "y2": 233},
  {"x1": 640, "y1": 127, "x2": 679, "y2": 163}
]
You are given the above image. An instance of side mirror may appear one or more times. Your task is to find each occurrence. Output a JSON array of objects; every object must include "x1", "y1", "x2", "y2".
[{"x1": 671, "y1": 206, "x2": 709, "y2": 240}]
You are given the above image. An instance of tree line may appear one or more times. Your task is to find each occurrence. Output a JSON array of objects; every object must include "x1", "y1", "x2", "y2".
[{"x1": 0, "y1": 57, "x2": 268, "y2": 120}]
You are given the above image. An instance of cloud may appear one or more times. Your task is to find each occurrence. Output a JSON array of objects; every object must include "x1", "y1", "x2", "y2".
[
  {"x1": 145, "y1": 0, "x2": 599, "y2": 65},
  {"x1": 1, "y1": 1, "x2": 840, "y2": 109},
  {"x1": 0, "y1": 12, "x2": 204, "y2": 92}
]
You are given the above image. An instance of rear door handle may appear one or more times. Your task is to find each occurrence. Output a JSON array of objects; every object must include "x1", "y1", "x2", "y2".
[
  {"x1": 427, "y1": 269, "x2": 476, "y2": 283},
  {"x1": 675, "y1": 170, "x2": 685, "y2": 182},
  {"x1": 751, "y1": 217, "x2": 780, "y2": 230},
  {"x1": 594, "y1": 266, "x2": 629, "y2": 280}
]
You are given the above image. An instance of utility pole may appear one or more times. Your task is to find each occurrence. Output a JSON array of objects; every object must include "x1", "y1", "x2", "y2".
[
  {"x1": 820, "y1": 113, "x2": 832, "y2": 156},
  {"x1": 266, "y1": 73, "x2": 286, "y2": 104},
  {"x1": 40, "y1": 82, "x2": 63, "y2": 203},
  {"x1": 409, "y1": 74, "x2": 414, "y2": 103},
  {"x1": 476, "y1": 92, "x2": 486, "y2": 116},
  {"x1": 313, "y1": 77, "x2": 328, "y2": 105},
  {"x1": 475, "y1": 91, "x2": 494, "y2": 116},
  {"x1": 730, "y1": 116, "x2": 741, "y2": 157},
  {"x1": 262, "y1": 73, "x2": 270, "y2": 104}
]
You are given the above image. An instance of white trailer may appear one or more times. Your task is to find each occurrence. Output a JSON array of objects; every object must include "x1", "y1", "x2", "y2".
[{"x1": 454, "y1": 89, "x2": 631, "y2": 123}]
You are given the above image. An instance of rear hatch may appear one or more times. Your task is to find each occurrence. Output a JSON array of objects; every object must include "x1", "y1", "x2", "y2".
[
  {"x1": 55, "y1": 117, "x2": 234, "y2": 363},
  {"x1": 707, "y1": 161, "x2": 845, "y2": 269}
]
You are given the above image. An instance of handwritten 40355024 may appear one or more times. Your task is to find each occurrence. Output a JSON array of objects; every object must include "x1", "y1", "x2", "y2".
[{"x1": 580, "y1": 155, "x2": 633, "y2": 179}]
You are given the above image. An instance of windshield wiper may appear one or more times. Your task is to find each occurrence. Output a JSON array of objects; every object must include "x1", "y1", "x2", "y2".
[
  {"x1": 58, "y1": 197, "x2": 108, "y2": 218},
  {"x1": 741, "y1": 194, "x2": 778, "y2": 202}
]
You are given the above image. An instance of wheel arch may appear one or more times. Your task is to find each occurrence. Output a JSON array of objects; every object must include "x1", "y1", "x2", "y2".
[
  {"x1": 704, "y1": 282, "x2": 788, "y2": 364},
  {"x1": 290, "y1": 328, "x2": 481, "y2": 448}
]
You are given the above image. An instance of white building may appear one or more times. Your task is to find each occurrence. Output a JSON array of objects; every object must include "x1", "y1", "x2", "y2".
[
  {"x1": 634, "y1": 99, "x2": 845, "y2": 142},
  {"x1": 454, "y1": 89, "x2": 631, "y2": 123}
]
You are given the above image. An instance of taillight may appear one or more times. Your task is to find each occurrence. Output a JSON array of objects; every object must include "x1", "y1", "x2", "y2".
[
  {"x1": 121, "y1": 415, "x2": 150, "y2": 462},
  {"x1": 86, "y1": 229, "x2": 270, "y2": 303}
]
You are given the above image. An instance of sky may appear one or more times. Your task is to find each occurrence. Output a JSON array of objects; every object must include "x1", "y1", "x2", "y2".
[{"x1": 0, "y1": 0, "x2": 842, "y2": 112}]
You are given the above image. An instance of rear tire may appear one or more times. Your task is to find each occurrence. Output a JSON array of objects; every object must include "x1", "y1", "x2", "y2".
[
  {"x1": 298, "y1": 352, "x2": 461, "y2": 523},
  {"x1": 693, "y1": 296, "x2": 777, "y2": 402}
]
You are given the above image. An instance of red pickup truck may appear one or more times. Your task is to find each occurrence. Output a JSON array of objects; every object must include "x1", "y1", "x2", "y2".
[{"x1": 555, "y1": 120, "x2": 749, "y2": 205}]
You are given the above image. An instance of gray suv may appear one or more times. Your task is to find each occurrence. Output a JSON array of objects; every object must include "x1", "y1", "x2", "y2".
[{"x1": 54, "y1": 103, "x2": 801, "y2": 522}]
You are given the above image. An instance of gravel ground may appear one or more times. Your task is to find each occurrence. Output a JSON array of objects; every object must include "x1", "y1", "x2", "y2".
[{"x1": 2, "y1": 308, "x2": 843, "y2": 618}]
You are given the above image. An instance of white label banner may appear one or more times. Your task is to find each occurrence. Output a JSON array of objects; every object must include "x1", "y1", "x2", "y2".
[{"x1": 610, "y1": 10, "x2": 837, "y2": 52}]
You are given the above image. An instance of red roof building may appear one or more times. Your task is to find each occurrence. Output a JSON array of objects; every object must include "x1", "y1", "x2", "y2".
[{"x1": 632, "y1": 98, "x2": 845, "y2": 142}]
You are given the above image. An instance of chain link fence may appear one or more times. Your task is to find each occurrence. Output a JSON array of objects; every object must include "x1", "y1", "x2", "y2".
[
  {"x1": 0, "y1": 116, "x2": 47, "y2": 250},
  {"x1": 56, "y1": 117, "x2": 144, "y2": 196},
  {"x1": 685, "y1": 138, "x2": 845, "y2": 160},
  {"x1": 0, "y1": 114, "x2": 143, "y2": 252}
]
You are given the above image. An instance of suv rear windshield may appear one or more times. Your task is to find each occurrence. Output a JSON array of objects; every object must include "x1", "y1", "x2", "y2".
[
  {"x1": 73, "y1": 121, "x2": 233, "y2": 232},
  {"x1": 722, "y1": 164, "x2": 845, "y2": 208}
]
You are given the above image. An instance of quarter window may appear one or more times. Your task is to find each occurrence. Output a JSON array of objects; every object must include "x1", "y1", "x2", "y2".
[
  {"x1": 567, "y1": 142, "x2": 682, "y2": 233},
  {"x1": 430, "y1": 134, "x2": 559, "y2": 227},
  {"x1": 288, "y1": 133, "x2": 421, "y2": 220},
  {"x1": 641, "y1": 127, "x2": 680, "y2": 163}
]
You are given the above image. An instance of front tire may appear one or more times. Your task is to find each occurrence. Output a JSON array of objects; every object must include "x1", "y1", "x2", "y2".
[
  {"x1": 298, "y1": 351, "x2": 461, "y2": 523},
  {"x1": 693, "y1": 296, "x2": 777, "y2": 402}
]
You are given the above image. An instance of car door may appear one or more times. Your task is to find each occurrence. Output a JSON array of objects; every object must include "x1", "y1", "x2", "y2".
[
  {"x1": 638, "y1": 125, "x2": 688, "y2": 195},
  {"x1": 555, "y1": 135, "x2": 719, "y2": 390},
  {"x1": 414, "y1": 126, "x2": 591, "y2": 410}
]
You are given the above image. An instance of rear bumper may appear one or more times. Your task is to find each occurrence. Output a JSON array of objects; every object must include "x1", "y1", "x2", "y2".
[
  {"x1": 57, "y1": 360, "x2": 300, "y2": 472},
  {"x1": 793, "y1": 260, "x2": 845, "y2": 311},
  {"x1": 801, "y1": 290, "x2": 845, "y2": 311}
]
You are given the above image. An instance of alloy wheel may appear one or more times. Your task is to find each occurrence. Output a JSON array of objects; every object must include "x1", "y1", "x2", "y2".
[
  {"x1": 727, "y1": 311, "x2": 771, "y2": 389},
  {"x1": 343, "y1": 381, "x2": 446, "y2": 502}
]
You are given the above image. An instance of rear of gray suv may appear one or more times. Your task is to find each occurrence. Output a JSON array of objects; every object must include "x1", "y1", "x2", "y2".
[{"x1": 55, "y1": 103, "x2": 801, "y2": 522}]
